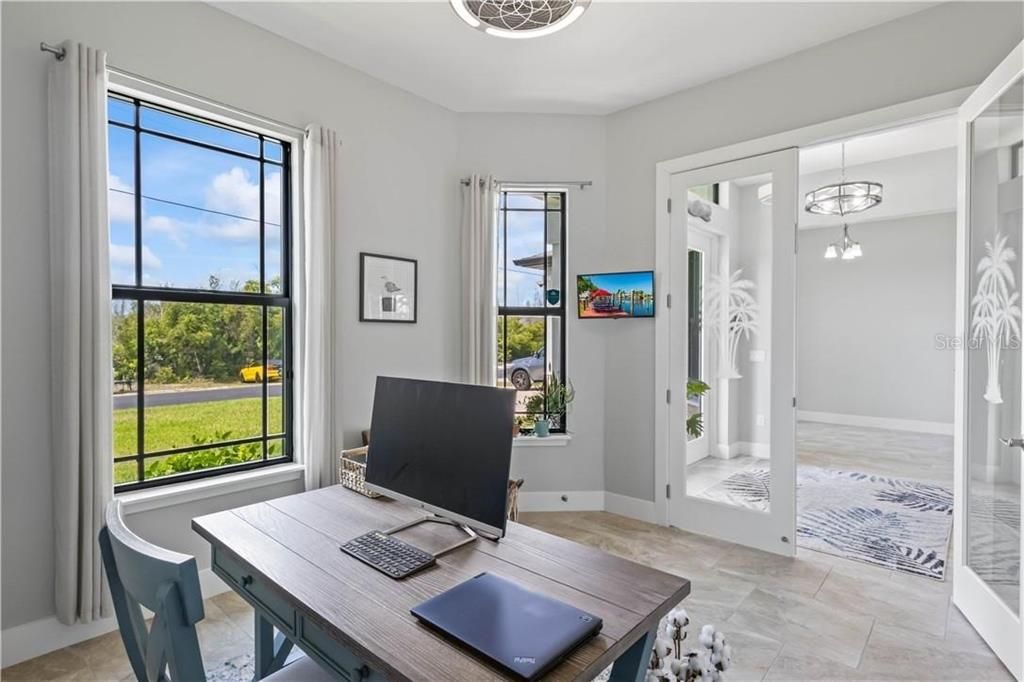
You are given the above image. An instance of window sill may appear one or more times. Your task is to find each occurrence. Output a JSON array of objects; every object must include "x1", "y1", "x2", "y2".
[
  {"x1": 513, "y1": 434, "x2": 571, "y2": 448},
  {"x1": 118, "y1": 462, "x2": 305, "y2": 515}
]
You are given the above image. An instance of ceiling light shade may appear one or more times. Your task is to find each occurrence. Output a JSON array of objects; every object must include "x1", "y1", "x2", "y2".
[
  {"x1": 825, "y1": 223, "x2": 863, "y2": 261},
  {"x1": 804, "y1": 180, "x2": 883, "y2": 216},
  {"x1": 757, "y1": 183, "x2": 773, "y2": 206},
  {"x1": 450, "y1": 0, "x2": 590, "y2": 39}
]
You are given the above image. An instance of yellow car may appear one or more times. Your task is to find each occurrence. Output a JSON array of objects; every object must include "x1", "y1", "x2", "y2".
[{"x1": 239, "y1": 361, "x2": 282, "y2": 383}]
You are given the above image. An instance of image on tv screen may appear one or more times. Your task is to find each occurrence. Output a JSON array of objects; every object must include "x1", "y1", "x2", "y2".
[{"x1": 576, "y1": 271, "x2": 655, "y2": 319}]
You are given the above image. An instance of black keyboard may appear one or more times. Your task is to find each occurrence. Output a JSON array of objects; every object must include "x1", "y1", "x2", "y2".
[{"x1": 341, "y1": 531, "x2": 436, "y2": 579}]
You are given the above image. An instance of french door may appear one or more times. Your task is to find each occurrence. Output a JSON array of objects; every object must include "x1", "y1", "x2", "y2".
[
  {"x1": 664, "y1": 148, "x2": 799, "y2": 556},
  {"x1": 954, "y1": 42, "x2": 1024, "y2": 679}
]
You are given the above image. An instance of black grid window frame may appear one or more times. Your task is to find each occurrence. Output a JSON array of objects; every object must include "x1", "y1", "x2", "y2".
[
  {"x1": 109, "y1": 92, "x2": 294, "y2": 492},
  {"x1": 497, "y1": 190, "x2": 567, "y2": 432}
]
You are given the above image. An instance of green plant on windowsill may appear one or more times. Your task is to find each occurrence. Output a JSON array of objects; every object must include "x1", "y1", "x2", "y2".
[
  {"x1": 686, "y1": 379, "x2": 710, "y2": 439},
  {"x1": 526, "y1": 376, "x2": 575, "y2": 438}
]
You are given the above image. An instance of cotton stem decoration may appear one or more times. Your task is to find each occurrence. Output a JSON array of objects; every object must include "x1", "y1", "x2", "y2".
[
  {"x1": 644, "y1": 608, "x2": 733, "y2": 682},
  {"x1": 971, "y1": 232, "x2": 1021, "y2": 404},
  {"x1": 706, "y1": 269, "x2": 759, "y2": 380}
]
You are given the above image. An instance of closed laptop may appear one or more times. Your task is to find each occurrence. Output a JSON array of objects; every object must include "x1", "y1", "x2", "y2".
[{"x1": 410, "y1": 572, "x2": 603, "y2": 680}]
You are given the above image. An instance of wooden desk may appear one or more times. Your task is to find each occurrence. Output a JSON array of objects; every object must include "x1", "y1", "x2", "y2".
[{"x1": 192, "y1": 485, "x2": 690, "y2": 681}]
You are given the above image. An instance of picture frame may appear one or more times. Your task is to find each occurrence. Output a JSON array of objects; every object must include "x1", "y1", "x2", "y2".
[{"x1": 359, "y1": 252, "x2": 418, "y2": 323}]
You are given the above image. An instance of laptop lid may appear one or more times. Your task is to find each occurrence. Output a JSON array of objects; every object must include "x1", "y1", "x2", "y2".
[{"x1": 410, "y1": 572, "x2": 603, "y2": 681}]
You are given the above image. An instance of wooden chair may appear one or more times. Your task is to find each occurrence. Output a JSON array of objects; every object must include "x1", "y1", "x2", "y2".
[{"x1": 99, "y1": 499, "x2": 333, "y2": 681}]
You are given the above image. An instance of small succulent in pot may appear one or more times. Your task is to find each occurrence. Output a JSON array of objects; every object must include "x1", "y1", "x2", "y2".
[{"x1": 526, "y1": 376, "x2": 575, "y2": 437}]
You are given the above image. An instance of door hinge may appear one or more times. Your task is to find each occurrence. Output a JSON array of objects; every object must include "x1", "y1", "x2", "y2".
[
  {"x1": 666, "y1": 484, "x2": 671, "y2": 499},
  {"x1": 666, "y1": 389, "x2": 671, "y2": 404},
  {"x1": 793, "y1": 396, "x2": 797, "y2": 408},
  {"x1": 666, "y1": 293, "x2": 672, "y2": 309},
  {"x1": 667, "y1": 198, "x2": 672, "y2": 213}
]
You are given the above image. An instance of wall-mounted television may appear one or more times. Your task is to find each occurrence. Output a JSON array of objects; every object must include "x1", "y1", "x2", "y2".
[{"x1": 576, "y1": 271, "x2": 655, "y2": 319}]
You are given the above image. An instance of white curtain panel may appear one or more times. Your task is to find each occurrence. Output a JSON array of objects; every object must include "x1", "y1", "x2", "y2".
[
  {"x1": 47, "y1": 42, "x2": 113, "y2": 625},
  {"x1": 460, "y1": 174, "x2": 497, "y2": 384},
  {"x1": 298, "y1": 125, "x2": 339, "y2": 490}
]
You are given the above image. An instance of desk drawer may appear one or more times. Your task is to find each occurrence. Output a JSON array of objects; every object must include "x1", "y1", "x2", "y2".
[
  {"x1": 212, "y1": 548, "x2": 296, "y2": 635},
  {"x1": 298, "y1": 615, "x2": 379, "y2": 681}
]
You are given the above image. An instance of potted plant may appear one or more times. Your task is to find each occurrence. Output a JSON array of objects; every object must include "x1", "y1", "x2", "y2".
[
  {"x1": 528, "y1": 376, "x2": 575, "y2": 437},
  {"x1": 686, "y1": 379, "x2": 710, "y2": 439},
  {"x1": 512, "y1": 415, "x2": 526, "y2": 438}
]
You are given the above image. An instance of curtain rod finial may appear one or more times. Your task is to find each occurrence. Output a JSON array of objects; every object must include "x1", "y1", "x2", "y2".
[{"x1": 40, "y1": 41, "x2": 66, "y2": 61}]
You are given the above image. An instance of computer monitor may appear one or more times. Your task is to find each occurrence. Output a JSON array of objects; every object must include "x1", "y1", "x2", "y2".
[{"x1": 364, "y1": 377, "x2": 517, "y2": 538}]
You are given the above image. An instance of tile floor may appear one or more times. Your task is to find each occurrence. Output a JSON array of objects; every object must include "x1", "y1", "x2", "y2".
[
  {"x1": 687, "y1": 421, "x2": 955, "y2": 509},
  {"x1": 2, "y1": 508, "x2": 1010, "y2": 681},
  {"x1": 0, "y1": 425, "x2": 1006, "y2": 681}
]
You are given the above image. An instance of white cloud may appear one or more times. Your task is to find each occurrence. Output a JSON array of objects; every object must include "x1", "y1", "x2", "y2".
[
  {"x1": 108, "y1": 174, "x2": 135, "y2": 223},
  {"x1": 143, "y1": 215, "x2": 187, "y2": 248},
  {"x1": 204, "y1": 166, "x2": 282, "y2": 227},
  {"x1": 205, "y1": 167, "x2": 259, "y2": 220},
  {"x1": 209, "y1": 218, "x2": 259, "y2": 242},
  {"x1": 110, "y1": 243, "x2": 162, "y2": 270}
]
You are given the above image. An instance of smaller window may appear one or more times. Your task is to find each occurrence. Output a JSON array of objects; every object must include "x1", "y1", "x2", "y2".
[{"x1": 689, "y1": 183, "x2": 720, "y2": 205}]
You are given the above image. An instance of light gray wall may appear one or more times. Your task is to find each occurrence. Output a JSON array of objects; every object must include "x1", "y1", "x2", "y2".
[
  {"x1": 2, "y1": 1, "x2": 460, "y2": 630},
  {"x1": 797, "y1": 213, "x2": 956, "y2": 424},
  {"x1": 603, "y1": 2, "x2": 1023, "y2": 502},
  {"x1": 456, "y1": 113, "x2": 608, "y2": 494}
]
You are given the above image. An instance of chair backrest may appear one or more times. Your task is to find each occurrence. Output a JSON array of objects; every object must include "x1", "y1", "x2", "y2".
[{"x1": 99, "y1": 499, "x2": 206, "y2": 681}]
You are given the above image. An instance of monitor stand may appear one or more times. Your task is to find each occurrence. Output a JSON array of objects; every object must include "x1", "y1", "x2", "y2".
[{"x1": 383, "y1": 515, "x2": 479, "y2": 559}]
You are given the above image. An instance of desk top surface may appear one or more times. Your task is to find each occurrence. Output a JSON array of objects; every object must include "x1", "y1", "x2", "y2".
[{"x1": 192, "y1": 485, "x2": 690, "y2": 681}]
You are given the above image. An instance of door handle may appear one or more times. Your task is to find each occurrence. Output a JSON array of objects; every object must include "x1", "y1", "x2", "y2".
[{"x1": 999, "y1": 437, "x2": 1024, "y2": 449}]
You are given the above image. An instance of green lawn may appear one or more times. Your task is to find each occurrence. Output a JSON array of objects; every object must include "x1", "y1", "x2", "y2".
[{"x1": 114, "y1": 396, "x2": 284, "y2": 485}]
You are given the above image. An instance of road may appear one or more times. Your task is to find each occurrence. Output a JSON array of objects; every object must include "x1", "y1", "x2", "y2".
[{"x1": 114, "y1": 384, "x2": 282, "y2": 409}]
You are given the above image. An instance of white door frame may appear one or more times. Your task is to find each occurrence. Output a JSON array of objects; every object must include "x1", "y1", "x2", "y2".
[
  {"x1": 952, "y1": 42, "x2": 1024, "y2": 680},
  {"x1": 653, "y1": 86, "x2": 973, "y2": 525},
  {"x1": 664, "y1": 149, "x2": 799, "y2": 556}
]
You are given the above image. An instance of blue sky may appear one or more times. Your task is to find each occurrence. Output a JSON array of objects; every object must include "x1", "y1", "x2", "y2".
[
  {"x1": 108, "y1": 98, "x2": 283, "y2": 291},
  {"x1": 496, "y1": 200, "x2": 560, "y2": 308},
  {"x1": 581, "y1": 271, "x2": 653, "y2": 294}
]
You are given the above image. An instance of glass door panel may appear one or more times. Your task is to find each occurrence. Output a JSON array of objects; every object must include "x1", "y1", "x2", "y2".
[
  {"x1": 966, "y1": 76, "x2": 1023, "y2": 614},
  {"x1": 953, "y1": 42, "x2": 1023, "y2": 680}
]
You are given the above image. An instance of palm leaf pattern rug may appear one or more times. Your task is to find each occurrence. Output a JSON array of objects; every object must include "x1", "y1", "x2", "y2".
[{"x1": 699, "y1": 466, "x2": 955, "y2": 580}]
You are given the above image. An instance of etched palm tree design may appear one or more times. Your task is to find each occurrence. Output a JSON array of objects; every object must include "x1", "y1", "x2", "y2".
[
  {"x1": 971, "y1": 233, "x2": 1021, "y2": 404},
  {"x1": 706, "y1": 269, "x2": 759, "y2": 379}
]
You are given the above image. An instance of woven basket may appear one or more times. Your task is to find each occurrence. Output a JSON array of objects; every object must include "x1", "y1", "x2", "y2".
[{"x1": 338, "y1": 446, "x2": 381, "y2": 498}]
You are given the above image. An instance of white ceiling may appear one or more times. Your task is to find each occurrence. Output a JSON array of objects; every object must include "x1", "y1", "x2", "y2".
[
  {"x1": 801, "y1": 115, "x2": 957, "y2": 176},
  {"x1": 732, "y1": 115, "x2": 956, "y2": 186},
  {"x1": 215, "y1": 1, "x2": 933, "y2": 115}
]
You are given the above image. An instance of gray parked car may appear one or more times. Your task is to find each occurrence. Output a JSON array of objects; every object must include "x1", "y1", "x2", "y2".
[{"x1": 500, "y1": 347, "x2": 545, "y2": 390}]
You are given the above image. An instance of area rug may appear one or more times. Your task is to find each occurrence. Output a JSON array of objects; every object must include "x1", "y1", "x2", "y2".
[{"x1": 699, "y1": 466, "x2": 954, "y2": 580}]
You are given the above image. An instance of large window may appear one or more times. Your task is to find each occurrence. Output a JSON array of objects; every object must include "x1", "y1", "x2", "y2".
[
  {"x1": 108, "y1": 93, "x2": 292, "y2": 491},
  {"x1": 495, "y1": 190, "x2": 567, "y2": 431}
]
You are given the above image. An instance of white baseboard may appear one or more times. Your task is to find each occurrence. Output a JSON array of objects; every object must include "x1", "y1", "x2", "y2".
[
  {"x1": 1, "y1": 569, "x2": 231, "y2": 668},
  {"x1": 517, "y1": 490, "x2": 605, "y2": 513},
  {"x1": 798, "y1": 410, "x2": 953, "y2": 435},
  {"x1": 604, "y1": 492, "x2": 658, "y2": 524},
  {"x1": 713, "y1": 442, "x2": 770, "y2": 459},
  {"x1": 517, "y1": 490, "x2": 657, "y2": 524}
]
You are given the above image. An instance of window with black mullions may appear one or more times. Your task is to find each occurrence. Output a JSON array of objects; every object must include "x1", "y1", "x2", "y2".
[
  {"x1": 108, "y1": 93, "x2": 293, "y2": 491},
  {"x1": 495, "y1": 190, "x2": 567, "y2": 431}
]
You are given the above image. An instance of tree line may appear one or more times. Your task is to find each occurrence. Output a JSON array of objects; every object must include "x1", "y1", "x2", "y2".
[{"x1": 113, "y1": 276, "x2": 284, "y2": 385}]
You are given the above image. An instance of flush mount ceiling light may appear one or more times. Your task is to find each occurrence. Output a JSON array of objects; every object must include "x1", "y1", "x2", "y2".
[
  {"x1": 450, "y1": 0, "x2": 591, "y2": 39},
  {"x1": 805, "y1": 142, "x2": 883, "y2": 216}
]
